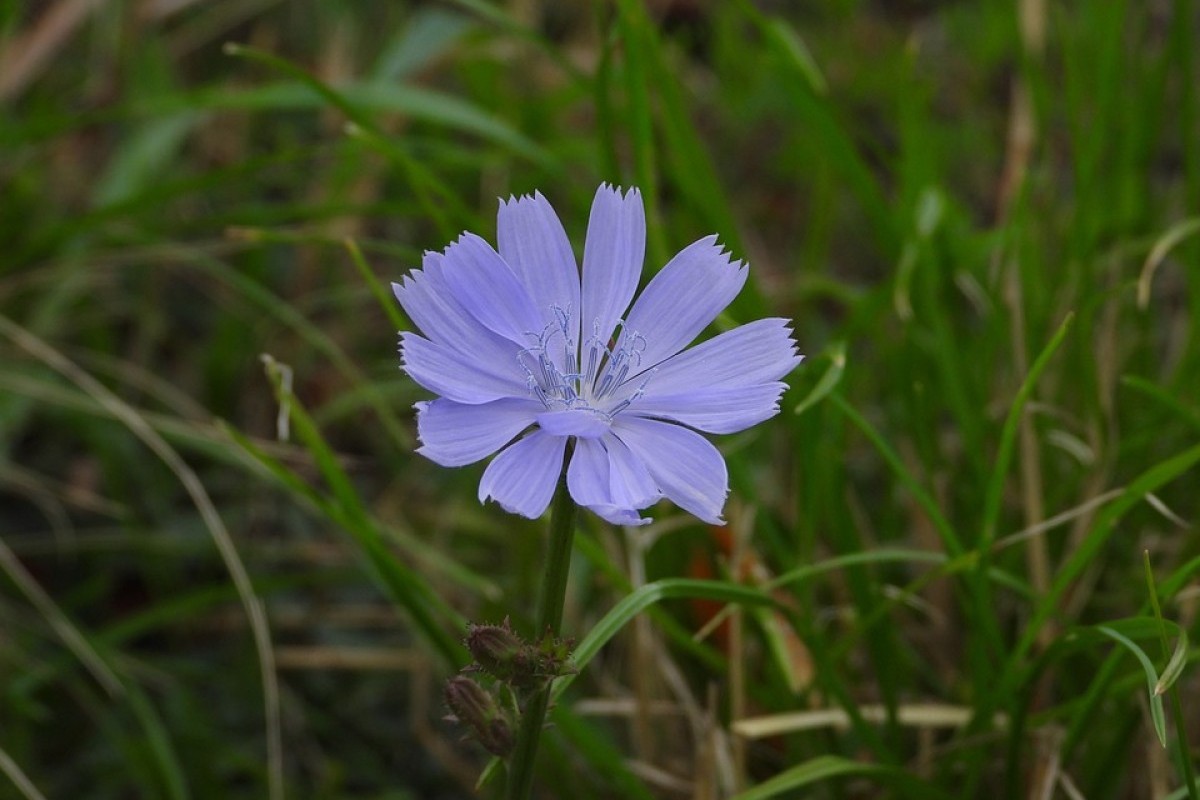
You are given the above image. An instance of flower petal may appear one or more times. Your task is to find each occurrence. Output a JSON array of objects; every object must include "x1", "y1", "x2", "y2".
[
  {"x1": 400, "y1": 332, "x2": 526, "y2": 404},
  {"x1": 628, "y1": 382, "x2": 788, "y2": 434},
  {"x1": 416, "y1": 397, "x2": 541, "y2": 467},
  {"x1": 589, "y1": 504, "x2": 652, "y2": 527},
  {"x1": 497, "y1": 191, "x2": 581, "y2": 350},
  {"x1": 536, "y1": 409, "x2": 612, "y2": 439},
  {"x1": 441, "y1": 233, "x2": 543, "y2": 345},
  {"x1": 393, "y1": 252, "x2": 526, "y2": 374},
  {"x1": 566, "y1": 437, "x2": 610, "y2": 507},
  {"x1": 632, "y1": 318, "x2": 802, "y2": 395},
  {"x1": 612, "y1": 417, "x2": 728, "y2": 524},
  {"x1": 567, "y1": 437, "x2": 653, "y2": 527},
  {"x1": 581, "y1": 185, "x2": 645, "y2": 347},
  {"x1": 619, "y1": 236, "x2": 747, "y2": 374},
  {"x1": 604, "y1": 434, "x2": 660, "y2": 511},
  {"x1": 478, "y1": 431, "x2": 567, "y2": 519}
]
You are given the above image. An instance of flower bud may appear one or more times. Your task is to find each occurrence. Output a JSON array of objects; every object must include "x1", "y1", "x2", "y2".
[
  {"x1": 465, "y1": 619, "x2": 524, "y2": 681},
  {"x1": 444, "y1": 675, "x2": 514, "y2": 757}
]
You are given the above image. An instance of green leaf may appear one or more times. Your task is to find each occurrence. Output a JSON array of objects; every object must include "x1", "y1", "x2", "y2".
[{"x1": 552, "y1": 579, "x2": 779, "y2": 702}]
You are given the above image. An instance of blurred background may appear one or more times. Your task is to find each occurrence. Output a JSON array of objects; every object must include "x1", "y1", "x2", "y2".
[{"x1": 1, "y1": 1, "x2": 1198, "y2": 798}]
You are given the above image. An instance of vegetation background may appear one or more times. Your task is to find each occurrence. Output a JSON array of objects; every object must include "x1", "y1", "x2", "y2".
[{"x1": 1, "y1": 0, "x2": 1198, "y2": 798}]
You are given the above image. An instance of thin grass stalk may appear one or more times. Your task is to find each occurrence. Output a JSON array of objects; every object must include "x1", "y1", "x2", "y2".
[{"x1": 0, "y1": 314, "x2": 284, "y2": 800}]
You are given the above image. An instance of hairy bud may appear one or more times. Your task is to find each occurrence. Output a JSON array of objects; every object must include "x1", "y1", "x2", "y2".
[{"x1": 444, "y1": 675, "x2": 514, "y2": 757}]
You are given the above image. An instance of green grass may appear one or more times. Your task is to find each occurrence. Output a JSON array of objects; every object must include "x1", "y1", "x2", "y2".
[{"x1": 1, "y1": 1, "x2": 1198, "y2": 798}]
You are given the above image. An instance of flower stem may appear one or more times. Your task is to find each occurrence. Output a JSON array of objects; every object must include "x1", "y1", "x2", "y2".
[{"x1": 506, "y1": 456, "x2": 578, "y2": 800}]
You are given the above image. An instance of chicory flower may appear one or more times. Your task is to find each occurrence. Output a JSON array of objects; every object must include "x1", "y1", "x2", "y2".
[{"x1": 394, "y1": 185, "x2": 801, "y2": 526}]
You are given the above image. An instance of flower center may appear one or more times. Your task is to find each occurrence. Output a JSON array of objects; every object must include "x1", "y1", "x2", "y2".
[{"x1": 517, "y1": 307, "x2": 654, "y2": 422}]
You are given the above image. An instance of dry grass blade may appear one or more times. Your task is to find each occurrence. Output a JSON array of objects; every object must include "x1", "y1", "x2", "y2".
[
  {"x1": 733, "y1": 704, "x2": 1007, "y2": 738},
  {"x1": 1138, "y1": 218, "x2": 1200, "y2": 309}
]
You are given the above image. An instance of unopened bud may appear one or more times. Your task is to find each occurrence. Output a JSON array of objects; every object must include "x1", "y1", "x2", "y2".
[
  {"x1": 444, "y1": 675, "x2": 514, "y2": 757},
  {"x1": 479, "y1": 717, "x2": 514, "y2": 758},
  {"x1": 465, "y1": 619, "x2": 524, "y2": 681}
]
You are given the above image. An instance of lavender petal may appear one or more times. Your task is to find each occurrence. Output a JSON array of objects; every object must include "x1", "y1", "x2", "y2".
[
  {"x1": 613, "y1": 416, "x2": 728, "y2": 524},
  {"x1": 629, "y1": 318, "x2": 802, "y2": 396},
  {"x1": 626, "y1": 382, "x2": 789, "y2": 434},
  {"x1": 478, "y1": 430, "x2": 567, "y2": 519},
  {"x1": 581, "y1": 185, "x2": 645, "y2": 349},
  {"x1": 400, "y1": 332, "x2": 525, "y2": 404},
  {"x1": 416, "y1": 397, "x2": 541, "y2": 467},
  {"x1": 498, "y1": 191, "x2": 582, "y2": 352},
  {"x1": 619, "y1": 236, "x2": 747, "y2": 374},
  {"x1": 441, "y1": 233, "x2": 543, "y2": 345}
]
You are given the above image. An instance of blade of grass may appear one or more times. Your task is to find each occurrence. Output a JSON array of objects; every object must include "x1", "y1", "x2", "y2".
[
  {"x1": 729, "y1": 755, "x2": 952, "y2": 800},
  {"x1": 1121, "y1": 375, "x2": 1200, "y2": 432},
  {"x1": 572, "y1": 527, "x2": 725, "y2": 672},
  {"x1": 1093, "y1": 624, "x2": 1168, "y2": 747},
  {"x1": 0, "y1": 314, "x2": 283, "y2": 800},
  {"x1": 0, "y1": 533, "x2": 120, "y2": 696},
  {"x1": 552, "y1": 578, "x2": 780, "y2": 701},
  {"x1": 733, "y1": 0, "x2": 898, "y2": 256},
  {"x1": 612, "y1": 0, "x2": 664, "y2": 267},
  {"x1": 125, "y1": 682, "x2": 191, "y2": 800},
  {"x1": 985, "y1": 441, "x2": 1200, "y2": 758},
  {"x1": 1008, "y1": 443, "x2": 1200, "y2": 675},
  {"x1": 344, "y1": 237, "x2": 409, "y2": 331},
  {"x1": 179, "y1": 247, "x2": 414, "y2": 450},
  {"x1": 214, "y1": 48, "x2": 551, "y2": 164},
  {"x1": 968, "y1": 313, "x2": 1074, "y2": 686},
  {"x1": 259, "y1": 355, "x2": 467, "y2": 666},
  {"x1": 547, "y1": 705, "x2": 658, "y2": 800},
  {"x1": 1145, "y1": 551, "x2": 1199, "y2": 799},
  {"x1": 830, "y1": 393, "x2": 961, "y2": 556},
  {"x1": 978, "y1": 313, "x2": 1074, "y2": 551},
  {"x1": 1137, "y1": 217, "x2": 1200, "y2": 309}
]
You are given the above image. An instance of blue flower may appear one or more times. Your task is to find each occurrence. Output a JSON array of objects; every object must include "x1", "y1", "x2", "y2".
[{"x1": 393, "y1": 185, "x2": 801, "y2": 527}]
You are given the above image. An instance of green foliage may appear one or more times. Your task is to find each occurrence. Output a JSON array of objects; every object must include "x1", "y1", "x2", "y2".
[{"x1": 1, "y1": 1, "x2": 1198, "y2": 798}]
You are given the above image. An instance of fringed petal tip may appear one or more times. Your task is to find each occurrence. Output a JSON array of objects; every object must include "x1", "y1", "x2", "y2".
[
  {"x1": 595, "y1": 182, "x2": 642, "y2": 202},
  {"x1": 695, "y1": 233, "x2": 747, "y2": 271},
  {"x1": 498, "y1": 189, "x2": 553, "y2": 212}
]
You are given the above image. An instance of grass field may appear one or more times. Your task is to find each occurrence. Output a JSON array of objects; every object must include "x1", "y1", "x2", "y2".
[{"x1": 2, "y1": 1, "x2": 1199, "y2": 798}]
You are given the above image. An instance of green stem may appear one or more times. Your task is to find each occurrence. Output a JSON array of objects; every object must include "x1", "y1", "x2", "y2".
[{"x1": 506, "y1": 457, "x2": 579, "y2": 800}]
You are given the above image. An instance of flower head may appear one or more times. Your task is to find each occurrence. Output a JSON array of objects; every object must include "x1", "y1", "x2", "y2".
[{"x1": 393, "y1": 185, "x2": 801, "y2": 526}]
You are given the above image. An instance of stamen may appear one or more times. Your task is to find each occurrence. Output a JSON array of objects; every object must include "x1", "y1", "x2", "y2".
[
  {"x1": 519, "y1": 311, "x2": 654, "y2": 417},
  {"x1": 537, "y1": 352, "x2": 555, "y2": 389},
  {"x1": 592, "y1": 328, "x2": 645, "y2": 399},
  {"x1": 584, "y1": 341, "x2": 600, "y2": 383},
  {"x1": 606, "y1": 369, "x2": 656, "y2": 418},
  {"x1": 552, "y1": 304, "x2": 571, "y2": 333}
]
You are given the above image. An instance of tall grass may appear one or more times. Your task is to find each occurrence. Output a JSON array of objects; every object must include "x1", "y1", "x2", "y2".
[{"x1": 1, "y1": 1, "x2": 1197, "y2": 798}]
